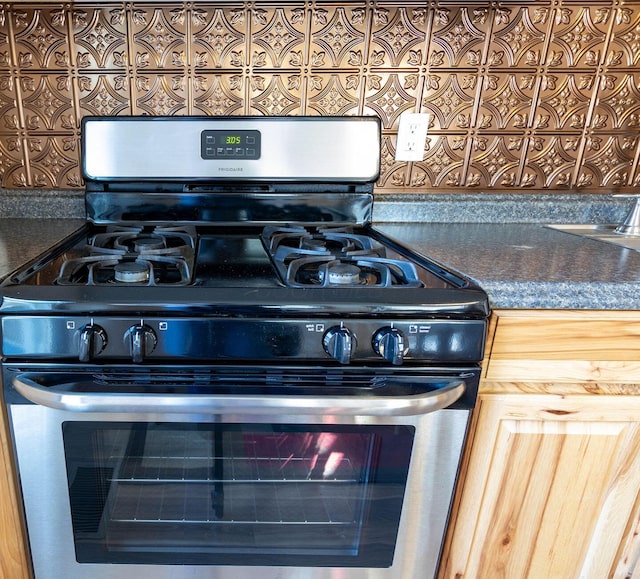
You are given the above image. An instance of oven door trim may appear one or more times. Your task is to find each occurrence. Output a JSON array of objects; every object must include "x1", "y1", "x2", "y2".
[{"x1": 12, "y1": 372, "x2": 465, "y2": 416}]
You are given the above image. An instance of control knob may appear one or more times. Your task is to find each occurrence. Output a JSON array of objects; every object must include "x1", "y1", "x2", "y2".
[
  {"x1": 372, "y1": 327, "x2": 406, "y2": 365},
  {"x1": 323, "y1": 326, "x2": 355, "y2": 365},
  {"x1": 125, "y1": 324, "x2": 157, "y2": 363},
  {"x1": 78, "y1": 324, "x2": 107, "y2": 362}
]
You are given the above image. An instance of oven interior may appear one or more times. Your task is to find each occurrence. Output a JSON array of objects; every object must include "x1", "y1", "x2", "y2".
[{"x1": 62, "y1": 421, "x2": 415, "y2": 567}]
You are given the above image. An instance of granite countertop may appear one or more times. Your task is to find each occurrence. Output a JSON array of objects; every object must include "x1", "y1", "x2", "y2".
[
  {"x1": 371, "y1": 194, "x2": 640, "y2": 310},
  {"x1": 0, "y1": 218, "x2": 85, "y2": 281},
  {"x1": 376, "y1": 222, "x2": 640, "y2": 310},
  {"x1": 0, "y1": 192, "x2": 639, "y2": 310}
]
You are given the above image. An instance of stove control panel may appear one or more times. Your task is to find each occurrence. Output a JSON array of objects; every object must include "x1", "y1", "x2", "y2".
[
  {"x1": 1, "y1": 316, "x2": 486, "y2": 365},
  {"x1": 201, "y1": 129, "x2": 261, "y2": 160},
  {"x1": 82, "y1": 116, "x2": 380, "y2": 183}
]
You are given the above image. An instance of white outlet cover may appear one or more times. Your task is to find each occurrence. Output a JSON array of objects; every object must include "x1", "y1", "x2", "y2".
[{"x1": 395, "y1": 112, "x2": 431, "y2": 161}]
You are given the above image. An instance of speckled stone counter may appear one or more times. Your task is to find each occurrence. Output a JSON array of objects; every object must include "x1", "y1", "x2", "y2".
[
  {"x1": 372, "y1": 193, "x2": 631, "y2": 224},
  {"x1": 0, "y1": 190, "x2": 84, "y2": 219},
  {"x1": 376, "y1": 222, "x2": 640, "y2": 310},
  {"x1": 0, "y1": 219, "x2": 84, "y2": 281},
  {"x1": 0, "y1": 192, "x2": 638, "y2": 310}
]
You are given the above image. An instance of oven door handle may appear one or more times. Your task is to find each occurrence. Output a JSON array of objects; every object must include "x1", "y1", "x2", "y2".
[{"x1": 12, "y1": 374, "x2": 466, "y2": 416}]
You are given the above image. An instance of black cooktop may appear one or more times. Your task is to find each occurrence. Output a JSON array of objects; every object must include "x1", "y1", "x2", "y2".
[
  {"x1": 0, "y1": 222, "x2": 488, "y2": 319},
  {"x1": 7, "y1": 224, "x2": 462, "y2": 289}
]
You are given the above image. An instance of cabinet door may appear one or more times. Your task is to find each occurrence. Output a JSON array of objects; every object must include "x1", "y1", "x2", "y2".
[
  {"x1": 440, "y1": 394, "x2": 640, "y2": 579},
  {"x1": 0, "y1": 405, "x2": 30, "y2": 579}
]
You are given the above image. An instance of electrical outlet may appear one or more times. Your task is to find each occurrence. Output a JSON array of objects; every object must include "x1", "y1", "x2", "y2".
[{"x1": 395, "y1": 112, "x2": 431, "y2": 161}]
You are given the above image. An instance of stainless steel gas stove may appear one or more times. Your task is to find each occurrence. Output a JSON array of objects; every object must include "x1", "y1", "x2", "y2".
[{"x1": 1, "y1": 116, "x2": 489, "y2": 579}]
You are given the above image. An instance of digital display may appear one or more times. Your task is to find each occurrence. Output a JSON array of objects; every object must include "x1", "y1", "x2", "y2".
[{"x1": 201, "y1": 129, "x2": 261, "y2": 160}]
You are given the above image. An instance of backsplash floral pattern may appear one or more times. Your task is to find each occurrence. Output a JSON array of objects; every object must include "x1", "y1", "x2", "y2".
[{"x1": 2, "y1": 1, "x2": 640, "y2": 193}]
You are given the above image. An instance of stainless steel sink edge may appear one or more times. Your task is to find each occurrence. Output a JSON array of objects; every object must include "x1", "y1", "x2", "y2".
[{"x1": 545, "y1": 224, "x2": 640, "y2": 251}]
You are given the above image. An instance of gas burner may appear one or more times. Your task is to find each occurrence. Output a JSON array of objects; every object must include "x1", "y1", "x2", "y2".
[
  {"x1": 322, "y1": 263, "x2": 362, "y2": 285},
  {"x1": 115, "y1": 261, "x2": 150, "y2": 283},
  {"x1": 120, "y1": 235, "x2": 166, "y2": 253},
  {"x1": 300, "y1": 238, "x2": 329, "y2": 252},
  {"x1": 286, "y1": 256, "x2": 422, "y2": 288},
  {"x1": 56, "y1": 255, "x2": 192, "y2": 286},
  {"x1": 263, "y1": 225, "x2": 422, "y2": 288}
]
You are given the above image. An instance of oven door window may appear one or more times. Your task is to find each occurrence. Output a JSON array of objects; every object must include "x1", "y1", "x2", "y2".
[{"x1": 62, "y1": 422, "x2": 414, "y2": 568}]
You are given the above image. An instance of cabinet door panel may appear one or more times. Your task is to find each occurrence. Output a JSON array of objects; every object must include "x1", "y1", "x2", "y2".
[{"x1": 441, "y1": 394, "x2": 640, "y2": 579}]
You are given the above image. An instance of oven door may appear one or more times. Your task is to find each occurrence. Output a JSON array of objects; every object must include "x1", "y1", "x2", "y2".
[{"x1": 5, "y1": 366, "x2": 477, "y2": 579}]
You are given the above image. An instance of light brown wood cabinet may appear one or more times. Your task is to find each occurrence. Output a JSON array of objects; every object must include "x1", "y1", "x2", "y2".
[
  {"x1": 0, "y1": 405, "x2": 30, "y2": 579},
  {"x1": 440, "y1": 310, "x2": 640, "y2": 579}
]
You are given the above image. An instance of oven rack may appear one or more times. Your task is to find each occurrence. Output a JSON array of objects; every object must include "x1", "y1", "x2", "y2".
[
  {"x1": 85, "y1": 427, "x2": 374, "y2": 531},
  {"x1": 112, "y1": 454, "x2": 358, "y2": 483},
  {"x1": 107, "y1": 478, "x2": 362, "y2": 526}
]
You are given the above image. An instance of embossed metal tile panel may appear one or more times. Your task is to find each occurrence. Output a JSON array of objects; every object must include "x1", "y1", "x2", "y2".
[{"x1": 2, "y1": 1, "x2": 640, "y2": 193}]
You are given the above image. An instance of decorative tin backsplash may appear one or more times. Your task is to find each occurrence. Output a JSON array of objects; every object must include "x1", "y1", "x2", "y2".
[{"x1": 2, "y1": 1, "x2": 640, "y2": 193}]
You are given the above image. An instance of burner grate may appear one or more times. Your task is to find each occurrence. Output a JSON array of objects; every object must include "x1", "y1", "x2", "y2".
[
  {"x1": 286, "y1": 255, "x2": 422, "y2": 288},
  {"x1": 264, "y1": 225, "x2": 384, "y2": 258},
  {"x1": 55, "y1": 225, "x2": 196, "y2": 286},
  {"x1": 90, "y1": 225, "x2": 196, "y2": 256},
  {"x1": 56, "y1": 255, "x2": 192, "y2": 286},
  {"x1": 263, "y1": 226, "x2": 421, "y2": 288}
]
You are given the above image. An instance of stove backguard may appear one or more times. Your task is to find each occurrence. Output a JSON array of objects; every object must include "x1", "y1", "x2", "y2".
[
  {"x1": 81, "y1": 116, "x2": 382, "y2": 229},
  {"x1": 81, "y1": 116, "x2": 380, "y2": 185}
]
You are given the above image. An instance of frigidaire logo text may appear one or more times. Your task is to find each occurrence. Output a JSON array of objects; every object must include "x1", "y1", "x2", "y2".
[{"x1": 218, "y1": 167, "x2": 243, "y2": 172}]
